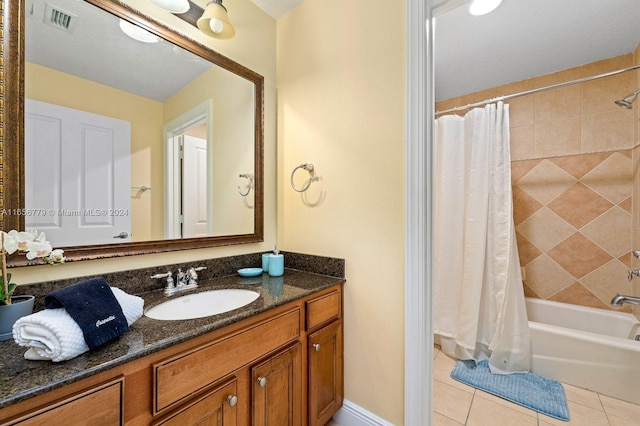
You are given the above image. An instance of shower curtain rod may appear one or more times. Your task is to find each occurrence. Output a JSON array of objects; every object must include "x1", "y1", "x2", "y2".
[{"x1": 435, "y1": 64, "x2": 640, "y2": 117}]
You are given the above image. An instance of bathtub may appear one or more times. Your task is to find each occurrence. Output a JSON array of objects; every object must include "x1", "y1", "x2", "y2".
[{"x1": 526, "y1": 297, "x2": 640, "y2": 405}]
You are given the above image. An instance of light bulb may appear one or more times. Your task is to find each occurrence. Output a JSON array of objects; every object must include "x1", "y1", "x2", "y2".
[
  {"x1": 209, "y1": 19, "x2": 224, "y2": 34},
  {"x1": 469, "y1": 0, "x2": 502, "y2": 16}
]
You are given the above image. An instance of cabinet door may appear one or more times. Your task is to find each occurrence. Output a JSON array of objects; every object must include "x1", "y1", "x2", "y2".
[
  {"x1": 252, "y1": 344, "x2": 302, "y2": 426},
  {"x1": 152, "y1": 379, "x2": 238, "y2": 426},
  {"x1": 308, "y1": 321, "x2": 343, "y2": 426}
]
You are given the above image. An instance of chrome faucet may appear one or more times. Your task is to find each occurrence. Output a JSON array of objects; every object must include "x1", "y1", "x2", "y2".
[
  {"x1": 150, "y1": 271, "x2": 175, "y2": 296},
  {"x1": 628, "y1": 269, "x2": 640, "y2": 281},
  {"x1": 611, "y1": 294, "x2": 640, "y2": 306},
  {"x1": 151, "y1": 266, "x2": 207, "y2": 297}
]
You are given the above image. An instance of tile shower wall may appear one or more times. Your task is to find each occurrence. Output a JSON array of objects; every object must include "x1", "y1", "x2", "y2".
[{"x1": 436, "y1": 51, "x2": 639, "y2": 312}]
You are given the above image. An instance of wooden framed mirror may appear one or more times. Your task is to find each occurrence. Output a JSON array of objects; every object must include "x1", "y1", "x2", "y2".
[{"x1": 1, "y1": 0, "x2": 264, "y2": 265}]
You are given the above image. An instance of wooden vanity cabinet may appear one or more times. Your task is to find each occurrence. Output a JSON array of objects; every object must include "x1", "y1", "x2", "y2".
[
  {"x1": 3, "y1": 376, "x2": 124, "y2": 426},
  {"x1": 251, "y1": 343, "x2": 302, "y2": 425},
  {"x1": 306, "y1": 289, "x2": 344, "y2": 426},
  {"x1": 151, "y1": 379, "x2": 239, "y2": 426},
  {"x1": 0, "y1": 284, "x2": 343, "y2": 426}
]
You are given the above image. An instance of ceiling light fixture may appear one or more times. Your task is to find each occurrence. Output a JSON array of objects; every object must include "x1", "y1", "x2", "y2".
[
  {"x1": 147, "y1": 0, "x2": 190, "y2": 14},
  {"x1": 469, "y1": 0, "x2": 503, "y2": 16},
  {"x1": 119, "y1": 19, "x2": 160, "y2": 43},
  {"x1": 197, "y1": 0, "x2": 235, "y2": 39}
]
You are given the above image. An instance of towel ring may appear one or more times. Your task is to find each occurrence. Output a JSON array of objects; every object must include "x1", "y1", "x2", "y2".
[
  {"x1": 238, "y1": 173, "x2": 253, "y2": 197},
  {"x1": 290, "y1": 163, "x2": 315, "y2": 193}
]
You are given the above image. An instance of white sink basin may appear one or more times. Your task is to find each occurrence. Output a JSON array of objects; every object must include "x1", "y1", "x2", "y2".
[{"x1": 145, "y1": 289, "x2": 260, "y2": 321}]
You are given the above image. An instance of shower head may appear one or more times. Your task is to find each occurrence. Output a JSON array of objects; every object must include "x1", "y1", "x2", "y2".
[{"x1": 615, "y1": 89, "x2": 640, "y2": 109}]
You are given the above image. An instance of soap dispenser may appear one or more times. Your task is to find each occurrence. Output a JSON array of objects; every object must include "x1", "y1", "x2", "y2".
[{"x1": 268, "y1": 245, "x2": 284, "y2": 277}]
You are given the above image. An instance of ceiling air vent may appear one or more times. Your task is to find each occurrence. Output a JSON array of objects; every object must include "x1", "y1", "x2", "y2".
[{"x1": 43, "y1": 2, "x2": 78, "y2": 33}]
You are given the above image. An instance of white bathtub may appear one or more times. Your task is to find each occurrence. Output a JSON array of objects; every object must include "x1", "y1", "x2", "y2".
[{"x1": 526, "y1": 297, "x2": 640, "y2": 404}]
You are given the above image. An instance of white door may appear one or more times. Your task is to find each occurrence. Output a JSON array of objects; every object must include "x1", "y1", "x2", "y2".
[
  {"x1": 182, "y1": 135, "x2": 208, "y2": 238},
  {"x1": 25, "y1": 99, "x2": 131, "y2": 246}
]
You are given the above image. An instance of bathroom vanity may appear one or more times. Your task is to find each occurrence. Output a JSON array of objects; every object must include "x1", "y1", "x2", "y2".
[{"x1": 0, "y1": 269, "x2": 344, "y2": 425}]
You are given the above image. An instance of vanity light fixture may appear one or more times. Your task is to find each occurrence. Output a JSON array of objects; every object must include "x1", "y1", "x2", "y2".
[
  {"x1": 119, "y1": 19, "x2": 160, "y2": 43},
  {"x1": 197, "y1": 0, "x2": 235, "y2": 39},
  {"x1": 147, "y1": 0, "x2": 190, "y2": 14},
  {"x1": 469, "y1": 0, "x2": 502, "y2": 16}
]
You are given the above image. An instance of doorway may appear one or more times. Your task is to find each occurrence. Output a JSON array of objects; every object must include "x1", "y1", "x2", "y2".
[{"x1": 164, "y1": 100, "x2": 213, "y2": 239}]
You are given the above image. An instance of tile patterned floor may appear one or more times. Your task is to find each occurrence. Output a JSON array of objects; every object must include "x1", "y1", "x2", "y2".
[{"x1": 433, "y1": 348, "x2": 640, "y2": 426}]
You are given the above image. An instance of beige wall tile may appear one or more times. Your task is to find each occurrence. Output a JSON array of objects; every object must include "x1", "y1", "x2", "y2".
[
  {"x1": 547, "y1": 182, "x2": 614, "y2": 229},
  {"x1": 522, "y1": 254, "x2": 576, "y2": 298},
  {"x1": 582, "y1": 152, "x2": 633, "y2": 204},
  {"x1": 535, "y1": 85, "x2": 581, "y2": 122},
  {"x1": 516, "y1": 208, "x2": 575, "y2": 252},
  {"x1": 583, "y1": 72, "x2": 634, "y2": 115},
  {"x1": 581, "y1": 110, "x2": 634, "y2": 152},
  {"x1": 510, "y1": 125, "x2": 535, "y2": 160},
  {"x1": 547, "y1": 233, "x2": 613, "y2": 279},
  {"x1": 516, "y1": 160, "x2": 577, "y2": 204},
  {"x1": 534, "y1": 117, "x2": 582, "y2": 157},
  {"x1": 581, "y1": 206, "x2": 632, "y2": 258},
  {"x1": 508, "y1": 94, "x2": 535, "y2": 127},
  {"x1": 548, "y1": 282, "x2": 610, "y2": 309},
  {"x1": 580, "y1": 259, "x2": 632, "y2": 309},
  {"x1": 515, "y1": 231, "x2": 542, "y2": 265},
  {"x1": 549, "y1": 152, "x2": 613, "y2": 179}
]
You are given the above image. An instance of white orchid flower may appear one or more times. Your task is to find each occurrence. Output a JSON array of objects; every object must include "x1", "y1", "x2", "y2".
[
  {"x1": 25, "y1": 240, "x2": 53, "y2": 260},
  {"x1": 49, "y1": 249, "x2": 66, "y2": 264},
  {"x1": 14, "y1": 231, "x2": 36, "y2": 251},
  {"x1": 1, "y1": 231, "x2": 18, "y2": 254}
]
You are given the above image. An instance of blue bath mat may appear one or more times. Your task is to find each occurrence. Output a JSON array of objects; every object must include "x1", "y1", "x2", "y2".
[{"x1": 451, "y1": 360, "x2": 570, "y2": 421}]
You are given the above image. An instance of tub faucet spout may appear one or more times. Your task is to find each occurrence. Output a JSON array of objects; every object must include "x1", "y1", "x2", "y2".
[{"x1": 611, "y1": 294, "x2": 640, "y2": 306}]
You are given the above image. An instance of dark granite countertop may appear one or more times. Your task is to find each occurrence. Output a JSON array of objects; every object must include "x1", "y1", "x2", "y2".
[{"x1": 0, "y1": 269, "x2": 344, "y2": 409}]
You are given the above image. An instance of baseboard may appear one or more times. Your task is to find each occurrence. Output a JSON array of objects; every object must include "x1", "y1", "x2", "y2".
[{"x1": 332, "y1": 399, "x2": 395, "y2": 426}]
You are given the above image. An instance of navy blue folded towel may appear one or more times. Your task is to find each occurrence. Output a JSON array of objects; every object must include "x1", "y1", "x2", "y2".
[{"x1": 45, "y1": 277, "x2": 129, "y2": 350}]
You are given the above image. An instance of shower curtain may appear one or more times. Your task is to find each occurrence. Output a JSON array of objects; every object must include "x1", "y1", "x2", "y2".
[{"x1": 433, "y1": 102, "x2": 530, "y2": 374}]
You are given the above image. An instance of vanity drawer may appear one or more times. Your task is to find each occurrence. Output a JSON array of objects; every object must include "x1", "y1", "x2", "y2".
[
  {"x1": 6, "y1": 376, "x2": 123, "y2": 426},
  {"x1": 306, "y1": 289, "x2": 341, "y2": 331},
  {"x1": 153, "y1": 307, "x2": 300, "y2": 414}
]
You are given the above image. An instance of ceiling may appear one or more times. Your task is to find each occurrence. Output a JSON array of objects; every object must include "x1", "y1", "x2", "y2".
[
  {"x1": 250, "y1": 0, "x2": 303, "y2": 19},
  {"x1": 26, "y1": 0, "x2": 212, "y2": 102},
  {"x1": 434, "y1": 0, "x2": 640, "y2": 101},
  {"x1": 25, "y1": 0, "x2": 640, "y2": 104}
]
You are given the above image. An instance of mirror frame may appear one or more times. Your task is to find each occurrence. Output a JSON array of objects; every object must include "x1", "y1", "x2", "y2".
[{"x1": 1, "y1": 0, "x2": 264, "y2": 265}]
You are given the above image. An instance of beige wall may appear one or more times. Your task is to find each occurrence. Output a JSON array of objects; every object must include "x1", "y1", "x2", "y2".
[
  {"x1": 13, "y1": 0, "x2": 277, "y2": 285},
  {"x1": 277, "y1": 0, "x2": 406, "y2": 423},
  {"x1": 25, "y1": 63, "x2": 165, "y2": 242},
  {"x1": 437, "y1": 53, "x2": 638, "y2": 313}
]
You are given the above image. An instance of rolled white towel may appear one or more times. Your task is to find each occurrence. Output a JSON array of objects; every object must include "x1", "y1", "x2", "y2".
[{"x1": 12, "y1": 287, "x2": 144, "y2": 362}]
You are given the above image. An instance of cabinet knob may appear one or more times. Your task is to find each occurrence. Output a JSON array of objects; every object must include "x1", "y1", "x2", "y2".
[
  {"x1": 313, "y1": 343, "x2": 321, "y2": 352},
  {"x1": 227, "y1": 395, "x2": 238, "y2": 407},
  {"x1": 257, "y1": 376, "x2": 267, "y2": 387}
]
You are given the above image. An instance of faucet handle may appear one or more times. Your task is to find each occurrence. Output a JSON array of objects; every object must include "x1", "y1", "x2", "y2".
[
  {"x1": 187, "y1": 266, "x2": 207, "y2": 284},
  {"x1": 628, "y1": 269, "x2": 640, "y2": 281},
  {"x1": 151, "y1": 271, "x2": 172, "y2": 279},
  {"x1": 151, "y1": 272, "x2": 175, "y2": 292}
]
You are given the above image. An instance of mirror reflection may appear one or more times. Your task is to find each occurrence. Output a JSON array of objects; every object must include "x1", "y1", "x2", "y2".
[{"x1": 24, "y1": 0, "x2": 256, "y2": 247}]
